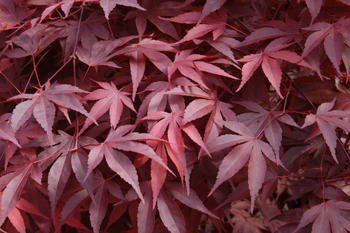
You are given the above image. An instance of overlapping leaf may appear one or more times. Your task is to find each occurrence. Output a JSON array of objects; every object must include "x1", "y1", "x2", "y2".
[
  {"x1": 165, "y1": 85, "x2": 237, "y2": 144},
  {"x1": 293, "y1": 200, "x2": 350, "y2": 233},
  {"x1": 113, "y1": 38, "x2": 175, "y2": 99},
  {"x1": 168, "y1": 49, "x2": 237, "y2": 89},
  {"x1": 301, "y1": 99, "x2": 350, "y2": 163},
  {"x1": 99, "y1": 0, "x2": 145, "y2": 19},
  {"x1": 207, "y1": 121, "x2": 283, "y2": 211},
  {"x1": 80, "y1": 81, "x2": 135, "y2": 134},
  {"x1": 237, "y1": 101, "x2": 298, "y2": 155},
  {"x1": 237, "y1": 42, "x2": 312, "y2": 98},
  {"x1": 0, "y1": 155, "x2": 42, "y2": 227},
  {"x1": 301, "y1": 17, "x2": 350, "y2": 74},
  {"x1": 8, "y1": 81, "x2": 96, "y2": 145},
  {"x1": 166, "y1": 8, "x2": 228, "y2": 43},
  {"x1": 76, "y1": 36, "x2": 137, "y2": 68},
  {"x1": 85, "y1": 125, "x2": 171, "y2": 202}
]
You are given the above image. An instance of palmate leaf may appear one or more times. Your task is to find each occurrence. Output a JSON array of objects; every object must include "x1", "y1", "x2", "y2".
[
  {"x1": 240, "y1": 15, "x2": 303, "y2": 46},
  {"x1": 58, "y1": 12, "x2": 111, "y2": 61},
  {"x1": 301, "y1": 99, "x2": 350, "y2": 163},
  {"x1": 301, "y1": 17, "x2": 350, "y2": 74},
  {"x1": 197, "y1": 0, "x2": 226, "y2": 24},
  {"x1": 165, "y1": 85, "x2": 237, "y2": 144},
  {"x1": 85, "y1": 125, "x2": 171, "y2": 202},
  {"x1": 125, "y1": 1, "x2": 182, "y2": 39},
  {"x1": 207, "y1": 121, "x2": 284, "y2": 211},
  {"x1": 99, "y1": 0, "x2": 145, "y2": 19},
  {"x1": 157, "y1": 189, "x2": 186, "y2": 233},
  {"x1": 168, "y1": 50, "x2": 237, "y2": 88},
  {"x1": 0, "y1": 113, "x2": 20, "y2": 147},
  {"x1": 165, "y1": 8, "x2": 228, "y2": 43},
  {"x1": 0, "y1": 155, "x2": 42, "y2": 227},
  {"x1": 237, "y1": 42, "x2": 312, "y2": 98},
  {"x1": 76, "y1": 35, "x2": 138, "y2": 68},
  {"x1": 31, "y1": 131, "x2": 96, "y2": 219},
  {"x1": 80, "y1": 80, "x2": 136, "y2": 134},
  {"x1": 237, "y1": 101, "x2": 298, "y2": 156},
  {"x1": 0, "y1": 0, "x2": 34, "y2": 31},
  {"x1": 113, "y1": 38, "x2": 175, "y2": 99},
  {"x1": 8, "y1": 81, "x2": 96, "y2": 145},
  {"x1": 293, "y1": 200, "x2": 350, "y2": 233}
]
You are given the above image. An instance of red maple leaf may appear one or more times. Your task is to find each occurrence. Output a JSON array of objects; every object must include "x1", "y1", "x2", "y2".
[
  {"x1": 58, "y1": 12, "x2": 111, "y2": 61},
  {"x1": 237, "y1": 42, "x2": 312, "y2": 98},
  {"x1": 79, "y1": 80, "x2": 136, "y2": 134},
  {"x1": 98, "y1": 0, "x2": 145, "y2": 19},
  {"x1": 76, "y1": 36, "x2": 137, "y2": 68},
  {"x1": 85, "y1": 125, "x2": 171, "y2": 202},
  {"x1": 0, "y1": 0, "x2": 34, "y2": 31},
  {"x1": 165, "y1": 85, "x2": 237, "y2": 144},
  {"x1": 0, "y1": 154, "x2": 42, "y2": 227},
  {"x1": 8, "y1": 81, "x2": 96, "y2": 145},
  {"x1": 114, "y1": 38, "x2": 175, "y2": 99},
  {"x1": 237, "y1": 101, "x2": 298, "y2": 155},
  {"x1": 0, "y1": 113, "x2": 20, "y2": 147},
  {"x1": 168, "y1": 49, "x2": 237, "y2": 89},
  {"x1": 293, "y1": 200, "x2": 350, "y2": 233},
  {"x1": 240, "y1": 15, "x2": 303, "y2": 46},
  {"x1": 301, "y1": 17, "x2": 350, "y2": 74},
  {"x1": 165, "y1": 7, "x2": 228, "y2": 43},
  {"x1": 207, "y1": 120, "x2": 284, "y2": 211},
  {"x1": 301, "y1": 98, "x2": 350, "y2": 163}
]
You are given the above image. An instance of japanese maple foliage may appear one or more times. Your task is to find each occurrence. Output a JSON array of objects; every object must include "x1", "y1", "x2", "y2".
[{"x1": 2, "y1": 0, "x2": 350, "y2": 232}]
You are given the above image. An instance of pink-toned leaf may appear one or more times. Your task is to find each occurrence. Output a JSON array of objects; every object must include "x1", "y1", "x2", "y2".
[
  {"x1": 151, "y1": 143, "x2": 168, "y2": 208},
  {"x1": 99, "y1": 0, "x2": 145, "y2": 19},
  {"x1": 9, "y1": 82, "x2": 96, "y2": 145},
  {"x1": 305, "y1": 0, "x2": 323, "y2": 21},
  {"x1": 301, "y1": 99, "x2": 350, "y2": 163},
  {"x1": 104, "y1": 145, "x2": 144, "y2": 202},
  {"x1": 137, "y1": 183, "x2": 155, "y2": 233},
  {"x1": 157, "y1": 189, "x2": 186, "y2": 233},
  {"x1": 89, "y1": 181, "x2": 108, "y2": 233},
  {"x1": 0, "y1": 162, "x2": 33, "y2": 226},
  {"x1": 8, "y1": 207, "x2": 25, "y2": 233},
  {"x1": 165, "y1": 181, "x2": 218, "y2": 219},
  {"x1": 48, "y1": 153, "x2": 72, "y2": 218},
  {"x1": 59, "y1": 189, "x2": 90, "y2": 229},
  {"x1": 248, "y1": 145, "x2": 266, "y2": 211},
  {"x1": 293, "y1": 200, "x2": 350, "y2": 233},
  {"x1": 80, "y1": 81, "x2": 135, "y2": 133},
  {"x1": 208, "y1": 142, "x2": 251, "y2": 197},
  {"x1": 198, "y1": 0, "x2": 226, "y2": 24},
  {"x1": 0, "y1": 118, "x2": 20, "y2": 147}
]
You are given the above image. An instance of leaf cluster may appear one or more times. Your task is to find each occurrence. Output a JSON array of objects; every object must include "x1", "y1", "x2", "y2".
[{"x1": 1, "y1": 0, "x2": 350, "y2": 232}]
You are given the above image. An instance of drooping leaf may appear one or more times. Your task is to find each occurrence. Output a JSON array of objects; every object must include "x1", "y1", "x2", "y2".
[
  {"x1": 89, "y1": 174, "x2": 108, "y2": 233},
  {"x1": 157, "y1": 189, "x2": 186, "y2": 233},
  {"x1": 137, "y1": 182, "x2": 156, "y2": 233},
  {"x1": 165, "y1": 181, "x2": 218, "y2": 219}
]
